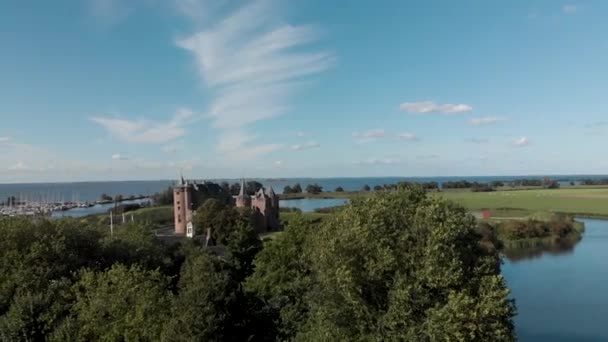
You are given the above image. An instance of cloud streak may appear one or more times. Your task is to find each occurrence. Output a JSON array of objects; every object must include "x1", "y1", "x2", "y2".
[
  {"x1": 353, "y1": 129, "x2": 386, "y2": 143},
  {"x1": 400, "y1": 101, "x2": 472, "y2": 114},
  {"x1": 176, "y1": 0, "x2": 335, "y2": 160},
  {"x1": 291, "y1": 140, "x2": 320, "y2": 151},
  {"x1": 469, "y1": 116, "x2": 508, "y2": 126},
  {"x1": 512, "y1": 136, "x2": 530, "y2": 147},
  {"x1": 91, "y1": 109, "x2": 192, "y2": 144},
  {"x1": 353, "y1": 129, "x2": 419, "y2": 143}
]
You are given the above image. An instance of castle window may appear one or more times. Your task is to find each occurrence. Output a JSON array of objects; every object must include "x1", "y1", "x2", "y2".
[{"x1": 178, "y1": 215, "x2": 182, "y2": 223}]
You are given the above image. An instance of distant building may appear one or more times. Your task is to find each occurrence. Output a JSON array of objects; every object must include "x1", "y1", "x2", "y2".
[
  {"x1": 173, "y1": 178, "x2": 280, "y2": 236},
  {"x1": 236, "y1": 179, "x2": 281, "y2": 233}
]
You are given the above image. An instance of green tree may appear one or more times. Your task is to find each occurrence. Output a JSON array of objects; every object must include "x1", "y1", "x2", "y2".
[
  {"x1": 298, "y1": 187, "x2": 515, "y2": 341},
  {"x1": 246, "y1": 181, "x2": 264, "y2": 195},
  {"x1": 305, "y1": 184, "x2": 323, "y2": 194},
  {"x1": 230, "y1": 182, "x2": 241, "y2": 196},
  {"x1": 193, "y1": 199, "x2": 251, "y2": 244},
  {"x1": 334, "y1": 186, "x2": 344, "y2": 192},
  {"x1": 246, "y1": 215, "x2": 315, "y2": 340},
  {"x1": 0, "y1": 218, "x2": 105, "y2": 335},
  {"x1": 373, "y1": 185, "x2": 382, "y2": 191},
  {"x1": 163, "y1": 249, "x2": 239, "y2": 341},
  {"x1": 225, "y1": 223, "x2": 263, "y2": 283},
  {"x1": 283, "y1": 185, "x2": 294, "y2": 194},
  {"x1": 53, "y1": 264, "x2": 172, "y2": 341},
  {"x1": 292, "y1": 183, "x2": 303, "y2": 193},
  {"x1": 362, "y1": 184, "x2": 371, "y2": 191},
  {"x1": 220, "y1": 181, "x2": 231, "y2": 194}
]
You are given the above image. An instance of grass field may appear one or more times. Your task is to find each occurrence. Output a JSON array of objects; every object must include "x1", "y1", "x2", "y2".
[{"x1": 438, "y1": 187, "x2": 608, "y2": 217}]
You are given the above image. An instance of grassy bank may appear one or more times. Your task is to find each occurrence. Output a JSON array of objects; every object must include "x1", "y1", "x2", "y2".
[{"x1": 437, "y1": 187, "x2": 608, "y2": 218}]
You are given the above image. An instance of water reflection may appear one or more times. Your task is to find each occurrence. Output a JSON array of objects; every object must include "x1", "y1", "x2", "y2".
[{"x1": 502, "y1": 235, "x2": 582, "y2": 262}]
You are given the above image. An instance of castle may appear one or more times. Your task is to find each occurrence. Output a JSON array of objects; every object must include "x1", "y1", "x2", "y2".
[{"x1": 173, "y1": 178, "x2": 280, "y2": 237}]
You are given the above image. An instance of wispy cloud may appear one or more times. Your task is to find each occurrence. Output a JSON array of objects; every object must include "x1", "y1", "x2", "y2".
[
  {"x1": 353, "y1": 129, "x2": 419, "y2": 143},
  {"x1": 400, "y1": 101, "x2": 472, "y2": 114},
  {"x1": 465, "y1": 138, "x2": 489, "y2": 144},
  {"x1": 91, "y1": 108, "x2": 192, "y2": 144},
  {"x1": 469, "y1": 116, "x2": 508, "y2": 126},
  {"x1": 8, "y1": 161, "x2": 28, "y2": 171},
  {"x1": 512, "y1": 136, "x2": 530, "y2": 147},
  {"x1": 176, "y1": 0, "x2": 335, "y2": 160},
  {"x1": 0, "y1": 137, "x2": 11, "y2": 143},
  {"x1": 291, "y1": 140, "x2": 320, "y2": 151},
  {"x1": 296, "y1": 131, "x2": 306, "y2": 138},
  {"x1": 562, "y1": 5, "x2": 577, "y2": 14},
  {"x1": 396, "y1": 133, "x2": 419, "y2": 141},
  {"x1": 353, "y1": 129, "x2": 386, "y2": 143},
  {"x1": 216, "y1": 130, "x2": 282, "y2": 161},
  {"x1": 356, "y1": 157, "x2": 402, "y2": 165},
  {"x1": 111, "y1": 153, "x2": 128, "y2": 160}
]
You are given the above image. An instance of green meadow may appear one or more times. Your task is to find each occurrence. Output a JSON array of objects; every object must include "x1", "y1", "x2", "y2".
[{"x1": 437, "y1": 187, "x2": 608, "y2": 218}]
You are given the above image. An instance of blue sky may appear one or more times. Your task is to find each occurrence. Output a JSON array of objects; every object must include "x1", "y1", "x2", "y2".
[{"x1": 1, "y1": 0, "x2": 608, "y2": 182}]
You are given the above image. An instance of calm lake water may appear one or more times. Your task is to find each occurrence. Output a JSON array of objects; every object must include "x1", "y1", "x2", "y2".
[
  {"x1": 502, "y1": 218, "x2": 608, "y2": 341},
  {"x1": 280, "y1": 198, "x2": 348, "y2": 212},
  {"x1": 51, "y1": 198, "x2": 151, "y2": 218}
]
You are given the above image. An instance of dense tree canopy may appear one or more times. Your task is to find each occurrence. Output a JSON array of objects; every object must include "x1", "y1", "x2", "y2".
[
  {"x1": 300, "y1": 187, "x2": 515, "y2": 341},
  {"x1": 0, "y1": 186, "x2": 516, "y2": 341}
]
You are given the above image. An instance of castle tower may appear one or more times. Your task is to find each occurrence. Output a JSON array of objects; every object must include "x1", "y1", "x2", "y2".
[
  {"x1": 235, "y1": 179, "x2": 251, "y2": 208},
  {"x1": 173, "y1": 176, "x2": 190, "y2": 235}
]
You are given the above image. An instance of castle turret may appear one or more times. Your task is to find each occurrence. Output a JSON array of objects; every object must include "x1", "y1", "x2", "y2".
[
  {"x1": 173, "y1": 179, "x2": 188, "y2": 235},
  {"x1": 267, "y1": 186, "x2": 280, "y2": 218},
  {"x1": 235, "y1": 179, "x2": 251, "y2": 208}
]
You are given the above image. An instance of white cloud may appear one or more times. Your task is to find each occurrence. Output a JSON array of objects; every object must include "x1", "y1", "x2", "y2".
[
  {"x1": 357, "y1": 158, "x2": 402, "y2": 165},
  {"x1": 274, "y1": 160, "x2": 283, "y2": 167},
  {"x1": 397, "y1": 133, "x2": 418, "y2": 141},
  {"x1": 469, "y1": 116, "x2": 508, "y2": 126},
  {"x1": 176, "y1": 0, "x2": 335, "y2": 160},
  {"x1": 512, "y1": 136, "x2": 530, "y2": 147},
  {"x1": 353, "y1": 129, "x2": 419, "y2": 143},
  {"x1": 352, "y1": 129, "x2": 386, "y2": 143},
  {"x1": 216, "y1": 130, "x2": 281, "y2": 160},
  {"x1": 399, "y1": 101, "x2": 472, "y2": 114},
  {"x1": 8, "y1": 161, "x2": 27, "y2": 171},
  {"x1": 91, "y1": 109, "x2": 192, "y2": 144},
  {"x1": 296, "y1": 131, "x2": 306, "y2": 138},
  {"x1": 562, "y1": 5, "x2": 577, "y2": 14},
  {"x1": 291, "y1": 140, "x2": 320, "y2": 151},
  {"x1": 0, "y1": 137, "x2": 10, "y2": 143},
  {"x1": 111, "y1": 153, "x2": 128, "y2": 160}
]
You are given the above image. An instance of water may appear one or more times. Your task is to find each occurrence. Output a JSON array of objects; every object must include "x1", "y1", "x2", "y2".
[
  {"x1": 1, "y1": 175, "x2": 607, "y2": 203},
  {"x1": 280, "y1": 198, "x2": 348, "y2": 212},
  {"x1": 502, "y1": 218, "x2": 608, "y2": 341},
  {"x1": 51, "y1": 198, "x2": 151, "y2": 219}
]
